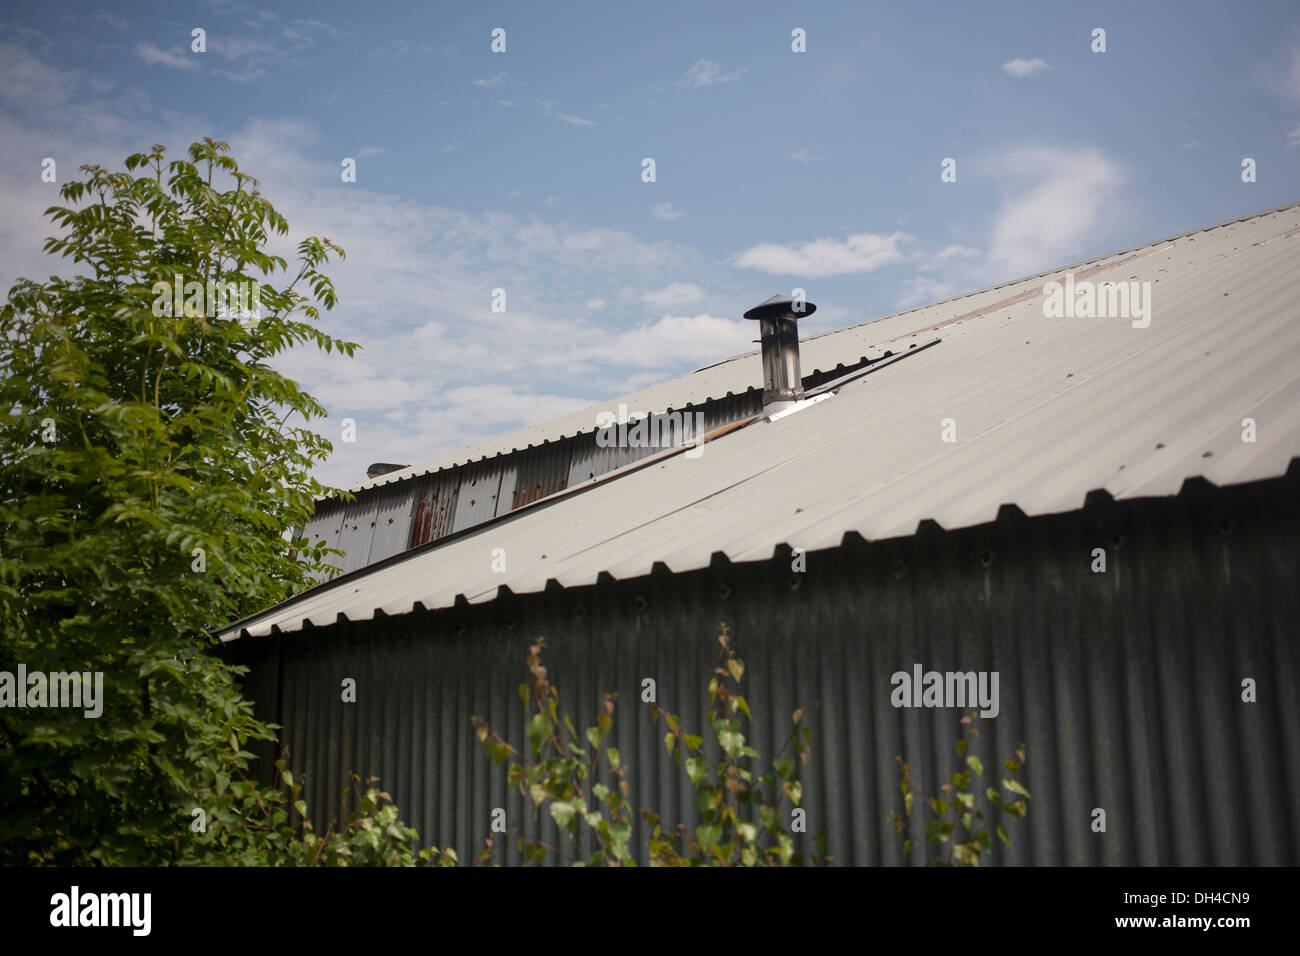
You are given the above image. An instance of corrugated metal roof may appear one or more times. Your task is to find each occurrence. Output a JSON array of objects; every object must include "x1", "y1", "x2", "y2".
[{"x1": 221, "y1": 202, "x2": 1300, "y2": 641}]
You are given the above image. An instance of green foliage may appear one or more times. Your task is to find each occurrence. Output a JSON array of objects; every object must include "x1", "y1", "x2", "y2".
[
  {"x1": 471, "y1": 625, "x2": 829, "y2": 866},
  {"x1": 182, "y1": 759, "x2": 456, "y2": 867},
  {"x1": 471, "y1": 638, "x2": 635, "y2": 866},
  {"x1": 0, "y1": 139, "x2": 428, "y2": 865},
  {"x1": 888, "y1": 714, "x2": 1030, "y2": 866}
]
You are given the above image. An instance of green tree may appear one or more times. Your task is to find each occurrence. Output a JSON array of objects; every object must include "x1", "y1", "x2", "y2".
[{"x1": 0, "y1": 139, "x2": 439, "y2": 865}]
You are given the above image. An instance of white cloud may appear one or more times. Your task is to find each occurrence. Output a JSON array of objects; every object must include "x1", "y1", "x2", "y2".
[
  {"x1": 1288, "y1": 125, "x2": 1300, "y2": 147},
  {"x1": 1261, "y1": 39, "x2": 1300, "y2": 104},
  {"x1": 1001, "y1": 57, "x2": 1049, "y2": 78},
  {"x1": 984, "y1": 145, "x2": 1126, "y2": 277},
  {"x1": 577, "y1": 314, "x2": 750, "y2": 367},
  {"x1": 94, "y1": 11, "x2": 129, "y2": 32},
  {"x1": 291, "y1": 18, "x2": 336, "y2": 34},
  {"x1": 897, "y1": 276, "x2": 960, "y2": 309},
  {"x1": 937, "y1": 244, "x2": 980, "y2": 260},
  {"x1": 680, "y1": 59, "x2": 744, "y2": 88},
  {"x1": 788, "y1": 148, "x2": 824, "y2": 163},
  {"x1": 134, "y1": 43, "x2": 199, "y2": 70},
  {"x1": 472, "y1": 72, "x2": 508, "y2": 88},
  {"x1": 734, "y1": 231, "x2": 914, "y2": 277},
  {"x1": 213, "y1": 67, "x2": 267, "y2": 83},
  {"x1": 209, "y1": 35, "x2": 279, "y2": 61},
  {"x1": 535, "y1": 99, "x2": 595, "y2": 126},
  {"x1": 556, "y1": 112, "x2": 595, "y2": 127},
  {"x1": 650, "y1": 201, "x2": 683, "y2": 221},
  {"x1": 497, "y1": 99, "x2": 521, "y2": 109},
  {"x1": 586, "y1": 298, "x2": 606, "y2": 310},
  {"x1": 0, "y1": 42, "x2": 76, "y2": 110},
  {"x1": 640, "y1": 282, "x2": 704, "y2": 309},
  {"x1": 357, "y1": 145, "x2": 384, "y2": 158}
]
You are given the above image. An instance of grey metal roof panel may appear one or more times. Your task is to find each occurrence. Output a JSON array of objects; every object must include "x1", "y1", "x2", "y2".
[{"x1": 221, "y1": 202, "x2": 1300, "y2": 640}]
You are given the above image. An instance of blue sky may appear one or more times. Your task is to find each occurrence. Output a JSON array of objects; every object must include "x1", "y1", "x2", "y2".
[{"x1": 2, "y1": 0, "x2": 1298, "y2": 485}]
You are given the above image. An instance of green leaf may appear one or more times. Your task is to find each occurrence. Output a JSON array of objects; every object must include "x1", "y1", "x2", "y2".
[
  {"x1": 727, "y1": 658, "x2": 744, "y2": 683},
  {"x1": 526, "y1": 713, "x2": 548, "y2": 751},
  {"x1": 966, "y1": 755, "x2": 983, "y2": 777},
  {"x1": 685, "y1": 757, "x2": 709, "y2": 787},
  {"x1": 715, "y1": 724, "x2": 745, "y2": 758},
  {"x1": 1003, "y1": 779, "x2": 1031, "y2": 798},
  {"x1": 549, "y1": 802, "x2": 576, "y2": 830},
  {"x1": 997, "y1": 825, "x2": 1011, "y2": 846}
]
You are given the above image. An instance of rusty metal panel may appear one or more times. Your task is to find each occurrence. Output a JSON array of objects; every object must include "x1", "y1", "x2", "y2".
[
  {"x1": 231, "y1": 469, "x2": 1300, "y2": 866},
  {"x1": 510, "y1": 439, "x2": 575, "y2": 510},
  {"x1": 451, "y1": 459, "x2": 510, "y2": 533},
  {"x1": 409, "y1": 471, "x2": 460, "y2": 548}
]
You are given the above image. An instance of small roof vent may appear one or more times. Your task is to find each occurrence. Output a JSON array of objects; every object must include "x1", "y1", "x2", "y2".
[
  {"x1": 366, "y1": 462, "x2": 410, "y2": 479},
  {"x1": 744, "y1": 294, "x2": 816, "y2": 413}
]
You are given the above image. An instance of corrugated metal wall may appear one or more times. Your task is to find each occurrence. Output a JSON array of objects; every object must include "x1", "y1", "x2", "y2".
[
  {"x1": 237, "y1": 470, "x2": 1299, "y2": 865},
  {"x1": 409, "y1": 471, "x2": 459, "y2": 548}
]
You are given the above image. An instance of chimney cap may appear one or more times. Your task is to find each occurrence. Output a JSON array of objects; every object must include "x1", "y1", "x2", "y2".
[
  {"x1": 743, "y1": 294, "x2": 816, "y2": 321},
  {"x1": 366, "y1": 462, "x2": 410, "y2": 479}
]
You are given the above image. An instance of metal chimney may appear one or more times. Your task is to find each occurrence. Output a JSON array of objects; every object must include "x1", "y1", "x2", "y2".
[{"x1": 744, "y1": 293, "x2": 816, "y2": 412}]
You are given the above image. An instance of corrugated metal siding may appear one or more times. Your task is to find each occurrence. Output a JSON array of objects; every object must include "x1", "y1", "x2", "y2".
[
  {"x1": 365, "y1": 482, "x2": 417, "y2": 565},
  {"x1": 409, "y1": 471, "x2": 459, "y2": 548},
  {"x1": 220, "y1": 204, "x2": 1300, "y2": 641},
  {"x1": 299, "y1": 500, "x2": 346, "y2": 583},
  {"x1": 299, "y1": 486, "x2": 415, "y2": 582},
  {"x1": 511, "y1": 439, "x2": 575, "y2": 510},
  {"x1": 229, "y1": 469, "x2": 1300, "y2": 865},
  {"x1": 332, "y1": 498, "x2": 381, "y2": 575},
  {"x1": 451, "y1": 459, "x2": 512, "y2": 533}
]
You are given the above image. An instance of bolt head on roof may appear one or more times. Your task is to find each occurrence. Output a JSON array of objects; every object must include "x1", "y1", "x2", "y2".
[{"x1": 743, "y1": 294, "x2": 817, "y2": 321}]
